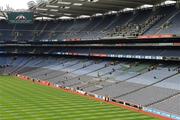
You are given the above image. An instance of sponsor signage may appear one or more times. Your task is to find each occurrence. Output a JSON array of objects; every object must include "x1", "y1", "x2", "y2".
[
  {"x1": 7, "y1": 12, "x2": 33, "y2": 24},
  {"x1": 138, "y1": 34, "x2": 174, "y2": 39},
  {"x1": 143, "y1": 107, "x2": 180, "y2": 120}
]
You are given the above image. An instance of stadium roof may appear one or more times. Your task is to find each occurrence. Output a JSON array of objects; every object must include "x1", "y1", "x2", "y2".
[
  {"x1": 0, "y1": 0, "x2": 178, "y2": 19},
  {"x1": 29, "y1": 0, "x2": 177, "y2": 19}
]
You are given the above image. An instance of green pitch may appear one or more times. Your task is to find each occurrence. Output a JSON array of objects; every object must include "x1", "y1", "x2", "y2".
[{"x1": 0, "y1": 76, "x2": 159, "y2": 120}]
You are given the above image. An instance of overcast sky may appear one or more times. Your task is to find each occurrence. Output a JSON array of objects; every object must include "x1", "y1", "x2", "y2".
[{"x1": 0, "y1": 0, "x2": 34, "y2": 10}]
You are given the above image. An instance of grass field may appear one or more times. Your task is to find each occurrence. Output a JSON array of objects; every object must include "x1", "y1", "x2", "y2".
[{"x1": 0, "y1": 76, "x2": 160, "y2": 120}]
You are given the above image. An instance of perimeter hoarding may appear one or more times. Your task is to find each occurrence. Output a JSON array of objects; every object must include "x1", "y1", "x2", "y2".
[{"x1": 7, "y1": 12, "x2": 34, "y2": 24}]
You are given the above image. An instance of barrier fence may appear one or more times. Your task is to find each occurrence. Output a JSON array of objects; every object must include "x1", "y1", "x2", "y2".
[
  {"x1": 143, "y1": 107, "x2": 180, "y2": 120},
  {"x1": 16, "y1": 74, "x2": 178, "y2": 120}
]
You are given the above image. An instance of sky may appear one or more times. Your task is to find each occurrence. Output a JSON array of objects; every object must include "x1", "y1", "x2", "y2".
[{"x1": 0, "y1": 0, "x2": 35, "y2": 10}]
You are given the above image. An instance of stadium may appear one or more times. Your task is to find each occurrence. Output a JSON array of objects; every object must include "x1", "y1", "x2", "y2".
[{"x1": 0, "y1": 0, "x2": 180, "y2": 119}]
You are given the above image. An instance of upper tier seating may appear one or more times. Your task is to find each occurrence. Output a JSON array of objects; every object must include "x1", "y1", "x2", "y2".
[{"x1": 0, "y1": 5, "x2": 179, "y2": 41}]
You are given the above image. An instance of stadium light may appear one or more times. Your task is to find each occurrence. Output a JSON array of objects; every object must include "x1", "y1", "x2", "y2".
[
  {"x1": 57, "y1": 1, "x2": 71, "y2": 5},
  {"x1": 59, "y1": 16, "x2": 73, "y2": 19},
  {"x1": 46, "y1": 5, "x2": 59, "y2": 8},
  {"x1": 77, "y1": 15, "x2": 90, "y2": 18},
  {"x1": 64, "y1": 13, "x2": 72, "y2": 16},
  {"x1": 36, "y1": 8, "x2": 48, "y2": 11},
  {"x1": 122, "y1": 8, "x2": 134, "y2": 12},
  {"x1": 59, "y1": 6, "x2": 70, "y2": 9},
  {"x1": 73, "y1": 3, "x2": 83, "y2": 6},
  {"x1": 50, "y1": 9, "x2": 58, "y2": 12},
  {"x1": 138, "y1": 4, "x2": 153, "y2": 9},
  {"x1": 164, "y1": 0, "x2": 176, "y2": 5},
  {"x1": 88, "y1": 0, "x2": 99, "y2": 2}
]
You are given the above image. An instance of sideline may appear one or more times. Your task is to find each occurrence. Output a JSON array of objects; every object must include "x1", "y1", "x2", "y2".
[{"x1": 17, "y1": 75, "x2": 173, "y2": 120}]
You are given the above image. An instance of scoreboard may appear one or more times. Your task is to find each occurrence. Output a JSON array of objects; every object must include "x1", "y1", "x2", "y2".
[{"x1": 7, "y1": 12, "x2": 34, "y2": 24}]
